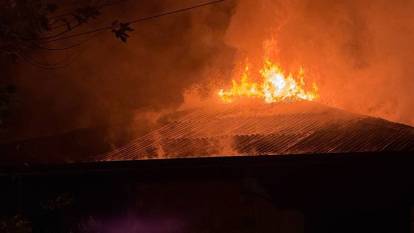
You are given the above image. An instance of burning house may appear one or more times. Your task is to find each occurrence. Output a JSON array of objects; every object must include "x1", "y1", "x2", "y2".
[
  {"x1": 1, "y1": 0, "x2": 414, "y2": 232},
  {"x1": 1, "y1": 70, "x2": 414, "y2": 233},
  {"x1": 100, "y1": 55, "x2": 413, "y2": 161}
]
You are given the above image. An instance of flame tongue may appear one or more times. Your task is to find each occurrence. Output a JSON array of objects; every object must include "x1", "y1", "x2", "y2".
[{"x1": 219, "y1": 59, "x2": 319, "y2": 103}]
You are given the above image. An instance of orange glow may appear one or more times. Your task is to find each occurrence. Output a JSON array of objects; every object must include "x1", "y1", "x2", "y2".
[{"x1": 218, "y1": 59, "x2": 319, "y2": 103}]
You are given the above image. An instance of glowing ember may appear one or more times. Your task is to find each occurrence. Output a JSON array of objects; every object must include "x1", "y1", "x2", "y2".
[{"x1": 218, "y1": 59, "x2": 319, "y2": 103}]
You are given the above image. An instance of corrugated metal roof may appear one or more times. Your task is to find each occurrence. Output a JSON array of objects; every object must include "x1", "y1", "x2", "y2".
[{"x1": 100, "y1": 102, "x2": 414, "y2": 161}]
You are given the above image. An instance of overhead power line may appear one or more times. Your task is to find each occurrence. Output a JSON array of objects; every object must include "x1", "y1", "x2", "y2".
[{"x1": 42, "y1": 0, "x2": 227, "y2": 43}]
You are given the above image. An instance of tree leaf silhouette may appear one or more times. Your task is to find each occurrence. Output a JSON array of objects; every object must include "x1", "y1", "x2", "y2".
[{"x1": 112, "y1": 22, "x2": 134, "y2": 43}]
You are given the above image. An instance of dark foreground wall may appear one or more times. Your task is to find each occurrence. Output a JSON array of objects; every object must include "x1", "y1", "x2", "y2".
[{"x1": 0, "y1": 152, "x2": 414, "y2": 233}]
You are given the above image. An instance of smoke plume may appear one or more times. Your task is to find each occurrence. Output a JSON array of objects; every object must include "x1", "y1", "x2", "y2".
[
  {"x1": 3, "y1": 0, "x2": 414, "y2": 144},
  {"x1": 225, "y1": 0, "x2": 414, "y2": 126}
]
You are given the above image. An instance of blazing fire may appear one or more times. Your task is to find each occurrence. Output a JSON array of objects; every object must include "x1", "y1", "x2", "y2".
[{"x1": 218, "y1": 59, "x2": 319, "y2": 103}]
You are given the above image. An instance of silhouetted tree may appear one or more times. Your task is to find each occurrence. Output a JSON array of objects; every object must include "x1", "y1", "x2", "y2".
[
  {"x1": 0, "y1": 0, "x2": 124, "y2": 126},
  {"x1": 0, "y1": 0, "x2": 110, "y2": 63}
]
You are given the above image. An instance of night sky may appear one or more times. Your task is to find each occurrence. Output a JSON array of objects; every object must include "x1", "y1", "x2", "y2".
[{"x1": 2, "y1": 0, "x2": 414, "y2": 143}]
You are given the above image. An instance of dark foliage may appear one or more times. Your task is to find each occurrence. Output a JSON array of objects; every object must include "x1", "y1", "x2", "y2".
[
  {"x1": 0, "y1": 215, "x2": 31, "y2": 233},
  {"x1": 0, "y1": 1, "x2": 123, "y2": 125},
  {"x1": 72, "y1": 6, "x2": 101, "y2": 25},
  {"x1": 111, "y1": 21, "x2": 134, "y2": 43},
  {"x1": 0, "y1": 1, "x2": 121, "y2": 64}
]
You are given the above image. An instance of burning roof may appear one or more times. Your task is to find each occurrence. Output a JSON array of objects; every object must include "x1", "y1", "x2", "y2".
[
  {"x1": 100, "y1": 101, "x2": 414, "y2": 161},
  {"x1": 99, "y1": 36, "x2": 414, "y2": 161},
  {"x1": 218, "y1": 58, "x2": 319, "y2": 103}
]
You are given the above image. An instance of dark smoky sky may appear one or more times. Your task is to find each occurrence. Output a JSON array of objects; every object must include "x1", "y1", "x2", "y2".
[
  {"x1": 2, "y1": 0, "x2": 237, "y2": 142},
  {"x1": 3, "y1": 0, "x2": 414, "y2": 142}
]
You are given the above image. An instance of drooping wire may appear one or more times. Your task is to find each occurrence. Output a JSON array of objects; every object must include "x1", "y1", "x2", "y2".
[
  {"x1": 19, "y1": 0, "x2": 228, "y2": 68},
  {"x1": 40, "y1": 0, "x2": 227, "y2": 43}
]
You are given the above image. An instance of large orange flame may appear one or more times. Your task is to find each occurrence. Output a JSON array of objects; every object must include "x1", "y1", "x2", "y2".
[{"x1": 218, "y1": 59, "x2": 319, "y2": 103}]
